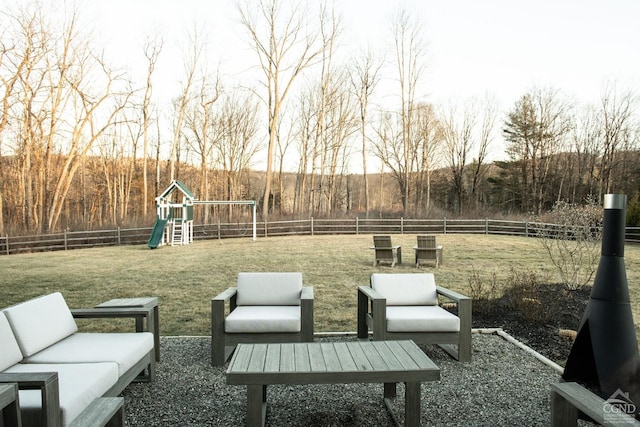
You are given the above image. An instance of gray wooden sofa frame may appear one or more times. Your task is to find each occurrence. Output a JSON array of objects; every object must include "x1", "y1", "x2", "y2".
[
  {"x1": 357, "y1": 285, "x2": 472, "y2": 362},
  {"x1": 0, "y1": 383, "x2": 21, "y2": 427},
  {"x1": 551, "y1": 382, "x2": 640, "y2": 426},
  {"x1": 211, "y1": 286, "x2": 314, "y2": 366},
  {"x1": 0, "y1": 308, "x2": 155, "y2": 427}
]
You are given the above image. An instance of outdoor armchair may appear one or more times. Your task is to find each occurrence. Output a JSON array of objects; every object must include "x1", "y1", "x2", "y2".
[
  {"x1": 211, "y1": 272, "x2": 314, "y2": 366},
  {"x1": 357, "y1": 273, "x2": 472, "y2": 362}
]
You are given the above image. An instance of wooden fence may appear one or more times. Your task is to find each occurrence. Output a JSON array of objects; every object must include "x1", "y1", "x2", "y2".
[{"x1": 2, "y1": 218, "x2": 640, "y2": 256}]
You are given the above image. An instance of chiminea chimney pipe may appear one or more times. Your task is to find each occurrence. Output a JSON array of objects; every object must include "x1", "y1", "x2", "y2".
[{"x1": 563, "y1": 194, "x2": 639, "y2": 404}]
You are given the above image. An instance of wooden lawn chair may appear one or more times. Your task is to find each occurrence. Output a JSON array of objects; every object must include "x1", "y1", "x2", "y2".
[
  {"x1": 370, "y1": 235, "x2": 402, "y2": 267},
  {"x1": 413, "y1": 235, "x2": 443, "y2": 267}
]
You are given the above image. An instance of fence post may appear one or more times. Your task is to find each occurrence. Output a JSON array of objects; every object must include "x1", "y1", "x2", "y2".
[
  {"x1": 485, "y1": 218, "x2": 489, "y2": 235},
  {"x1": 217, "y1": 221, "x2": 221, "y2": 240},
  {"x1": 525, "y1": 221, "x2": 529, "y2": 237},
  {"x1": 117, "y1": 227, "x2": 121, "y2": 245},
  {"x1": 4, "y1": 234, "x2": 8, "y2": 255},
  {"x1": 356, "y1": 217, "x2": 359, "y2": 235},
  {"x1": 264, "y1": 221, "x2": 268, "y2": 238},
  {"x1": 401, "y1": 217, "x2": 404, "y2": 234},
  {"x1": 311, "y1": 217, "x2": 314, "y2": 236},
  {"x1": 64, "y1": 229, "x2": 68, "y2": 251},
  {"x1": 443, "y1": 217, "x2": 447, "y2": 234}
]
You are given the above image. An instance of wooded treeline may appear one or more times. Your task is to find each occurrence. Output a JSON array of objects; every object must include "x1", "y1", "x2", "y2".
[{"x1": 1, "y1": 1, "x2": 638, "y2": 235}]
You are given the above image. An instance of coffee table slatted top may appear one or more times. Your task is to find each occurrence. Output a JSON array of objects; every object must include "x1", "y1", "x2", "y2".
[{"x1": 226, "y1": 340, "x2": 440, "y2": 385}]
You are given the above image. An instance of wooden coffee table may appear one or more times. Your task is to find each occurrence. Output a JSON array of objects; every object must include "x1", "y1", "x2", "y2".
[{"x1": 226, "y1": 340, "x2": 440, "y2": 426}]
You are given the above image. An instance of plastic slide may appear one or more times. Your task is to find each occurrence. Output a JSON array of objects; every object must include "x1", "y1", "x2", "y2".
[{"x1": 147, "y1": 217, "x2": 168, "y2": 249}]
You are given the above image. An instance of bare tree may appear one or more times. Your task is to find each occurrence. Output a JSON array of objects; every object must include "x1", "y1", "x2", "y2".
[
  {"x1": 237, "y1": 0, "x2": 323, "y2": 219},
  {"x1": 469, "y1": 98, "x2": 497, "y2": 209},
  {"x1": 412, "y1": 103, "x2": 442, "y2": 214},
  {"x1": 371, "y1": 111, "x2": 406, "y2": 210},
  {"x1": 0, "y1": 12, "x2": 30, "y2": 234},
  {"x1": 441, "y1": 102, "x2": 474, "y2": 213},
  {"x1": 441, "y1": 97, "x2": 497, "y2": 213},
  {"x1": 597, "y1": 82, "x2": 638, "y2": 197},
  {"x1": 142, "y1": 36, "x2": 163, "y2": 217},
  {"x1": 214, "y1": 90, "x2": 260, "y2": 204},
  {"x1": 183, "y1": 72, "x2": 221, "y2": 223},
  {"x1": 170, "y1": 27, "x2": 204, "y2": 181},
  {"x1": 390, "y1": 8, "x2": 427, "y2": 215},
  {"x1": 349, "y1": 49, "x2": 382, "y2": 218}
]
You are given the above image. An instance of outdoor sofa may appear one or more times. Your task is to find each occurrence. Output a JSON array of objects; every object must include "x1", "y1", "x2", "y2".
[{"x1": 0, "y1": 292, "x2": 155, "y2": 426}]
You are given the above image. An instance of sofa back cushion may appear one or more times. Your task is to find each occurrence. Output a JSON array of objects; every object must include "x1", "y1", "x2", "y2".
[
  {"x1": 236, "y1": 272, "x2": 303, "y2": 306},
  {"x1": 0, "y1": 312, "x2": 23, "y2": 371},
  {"x1": 370, "y1": 273, "x2": 438, "y2": 306},
  {"x1": 3, "y1": 292, "x2": 78, "y2": 357}
]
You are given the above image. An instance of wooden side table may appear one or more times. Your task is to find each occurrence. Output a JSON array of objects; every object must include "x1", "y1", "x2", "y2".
[
  {"x1": 94, "y1": 297, "x2": 160, "y2": 362},
  {"x1": 0, "y1": 383, "x2": 21, "y2": 427}
]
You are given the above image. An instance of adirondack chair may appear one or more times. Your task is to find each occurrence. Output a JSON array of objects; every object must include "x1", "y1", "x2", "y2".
[
  {"x1": 413, "y1": 235, "x2": 443, "y2": 267},
  {"x1": 370, "y1": 236, "x2": 402, "y2": 267}
]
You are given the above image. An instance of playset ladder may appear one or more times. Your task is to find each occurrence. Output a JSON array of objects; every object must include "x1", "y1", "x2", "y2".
[{"x1": 171, "y1": 222, "x2": 183, "y2": 246}]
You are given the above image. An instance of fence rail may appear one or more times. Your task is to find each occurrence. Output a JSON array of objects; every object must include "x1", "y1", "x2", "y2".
[{"x1": 2, "y1": 218, "x2": 640, "y2": 256}]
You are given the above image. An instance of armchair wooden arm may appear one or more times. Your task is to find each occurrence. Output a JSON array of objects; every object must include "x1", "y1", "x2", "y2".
[
  {"x1": 436, "y1": 286, "x2": 472, "y2": 362},
  {"x1": 71, "y1": 307, "x2": 150, "y2": 319},
  {"x1": 0, "y1": 372, "x2": 60, "y2": 427},
  {"x1": 300, "y1": 287, "x2": 314, "y2": 341},
  {"x1": 357, "y1": 286, "x2": 387, "y2": 340},
  {"x1": 211, "y1": 288, "x2": 237, "y2": 366}
]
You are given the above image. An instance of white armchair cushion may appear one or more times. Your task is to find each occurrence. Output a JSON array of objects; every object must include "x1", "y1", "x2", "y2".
[
  {"x1": 371, "y1": 273, "x2": 438, "y2": 306},
  {"x1": 0, "y1": 312, "x2": 23, "y2": 371},
  {"x1": 386, "y1": 306, "x2": 460, "y2": 332},
  {"x1": 4, "y1": 362, "x2": 119, "y2": 427},
  {"x1": 225, "y1": 306, "x2": 301, "y2": 333},
  {"x1": 2, "y1": 292, "x2": 78, "y2": 357},
  {"x1": 236, "y1": 272, "x2": 303, "y2": 306},
  {"x1": 23, "y1": 332, "x2": 154, "y2": 377}
]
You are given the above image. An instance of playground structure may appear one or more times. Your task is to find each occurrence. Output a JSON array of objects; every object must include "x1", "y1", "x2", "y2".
[{"x1": 148, "y1": 180, "x2": 256, "y2": 249}]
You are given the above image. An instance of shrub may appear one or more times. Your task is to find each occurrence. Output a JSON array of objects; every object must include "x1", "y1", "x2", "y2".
[
  {"x1": 503, "y1": 268, "x2": 559, "y2": 323},
  {"x1": 467, "y1": 267, "x2": 501, "y2": 315},
  {"x1": 533, "y1": 197, "x2": 602, "y2": 290}
]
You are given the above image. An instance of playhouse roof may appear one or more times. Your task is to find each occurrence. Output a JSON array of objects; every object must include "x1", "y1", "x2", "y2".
[{"x1": 157, "y1": 180, "x2": 197, "y2": 201}]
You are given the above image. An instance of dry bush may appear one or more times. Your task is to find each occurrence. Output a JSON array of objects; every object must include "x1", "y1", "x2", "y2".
[{"x1": 533, "y1": 197, "x2": 602, "y2": 290}]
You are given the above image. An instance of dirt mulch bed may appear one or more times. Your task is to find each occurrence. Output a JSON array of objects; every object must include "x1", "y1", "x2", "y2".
[{"x1": 471, "y1": 283, "x2": 592, "y2": 364}]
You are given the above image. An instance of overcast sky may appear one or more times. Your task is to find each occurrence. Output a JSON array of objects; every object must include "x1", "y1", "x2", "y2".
[{"x1": 85, "y1": 0, "x2": 640, "y2": 164}]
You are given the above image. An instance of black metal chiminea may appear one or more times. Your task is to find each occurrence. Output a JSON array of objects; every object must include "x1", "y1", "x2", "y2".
[{"x1": 563, "y1": 194, "x2": 639, "y2": 405}]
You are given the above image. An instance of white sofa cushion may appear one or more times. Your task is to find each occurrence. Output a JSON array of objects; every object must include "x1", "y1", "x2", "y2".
[
  {"x1": 23, "y1": 332, "x2": 154, "y2": 377},
  {"x1": 236, "y1": 272, "x2": 303, "y2": 306},
  {"x1": 4, "y1": 362, "x2": 119, "y2": 427},
  {"x1": 225, "y1": 306, "x2": 301, "y2": 333},
  {"x1": 386, "y1": 306, "x2": 460, "y2": 332},
  {"x1": 2, "y1": 292, "x2": 78, "y2": 357},
  {"x1": 0, "y1": 312, "x2": 23, "y2": 371},
  {"x1": 371, "y1": 273, "x2": 438, "y2": 306}
]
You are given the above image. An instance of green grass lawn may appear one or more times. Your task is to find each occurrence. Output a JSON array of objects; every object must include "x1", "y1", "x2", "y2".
[{"x1": 2, "y1": 234, "x2": 639, "y2": 336}]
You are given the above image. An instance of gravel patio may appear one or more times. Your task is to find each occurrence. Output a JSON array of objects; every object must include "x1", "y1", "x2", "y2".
[{"x1": 122, "y1": 331, "x2": 563, "y2": 426}]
